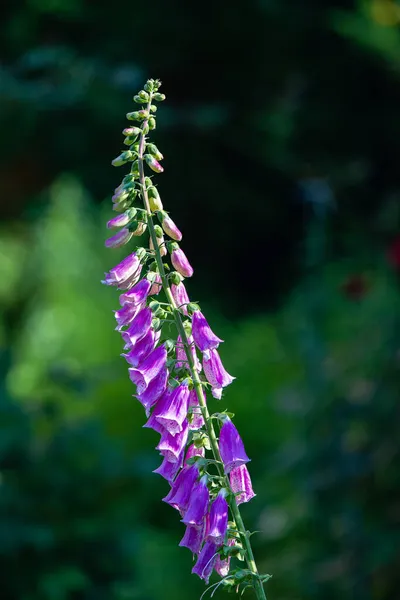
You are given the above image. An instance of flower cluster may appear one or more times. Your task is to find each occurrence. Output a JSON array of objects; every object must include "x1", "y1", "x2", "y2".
[{"x1": 102, "y1": 79, "x2": 263, "y2": 593}]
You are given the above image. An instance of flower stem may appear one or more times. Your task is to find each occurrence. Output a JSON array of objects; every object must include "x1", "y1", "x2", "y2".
[{"x1": 138, "y1": 94, "x2": 266, "y2": 600}]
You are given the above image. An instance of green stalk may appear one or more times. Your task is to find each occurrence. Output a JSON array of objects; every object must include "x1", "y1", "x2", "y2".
[{"x1": 137, "y1": 92, "x2": 267, "y2": 600}]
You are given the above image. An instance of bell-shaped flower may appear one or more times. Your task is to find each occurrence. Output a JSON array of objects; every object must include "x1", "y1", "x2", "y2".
[
  {"x1": 102, "y1": 252, "x2": 142, "y2": 288},
  {"x1": 119, "y1": 278, "x2": 151, "y2": 306},
  {"x1": 171, "y1": 281, "x2": 190, "y2": 315},
  {"x1": 105, "y1": 228, "x2": 132, "y2": 248},
  {"x1": 163, "y1": 463, "x2": 199, "y2": 513},
  {"x1": 152, "y1": 383, "x2": 190, "y2": 435},
  {"x1": 171, "y1": 248, "x2": 194, "y2": 278},
  {"x1": 215, "y1": 538, "x2": 235, "y2": 577},
  {"x1": 188, "y1": 389, "x2": 205, "y2": 430},
  {"x1": 176, "y1": 336, "x2": 201, "y2": 372},
  {"x1": 129, "y1": 344, "x2": 167, "y2": 395},
  {"x1": 182, "y1": 476, "x2": 209, "y2": 529},
  {"x1": 229, "y1": 464, "x2": 255, "y2": 505},
  {"x1": 202, "y1": 349, "x2": 235, "y2": 399},
  {"x1": 207, "y1": 490, "x2": 228, "y2": 545},
  {"x1": 122, "y1": 328, "x2": 158, "y2": 367},
  {"x1": 156, "y1": 419, "x2": 189, "y2": 463},
  {"x1": 219, "y1": 417, "x2": 250, "y2": 474},
  {"x1": 192, "y1": 540, "x2": 218, "y2": 584},
  {"x1": 191, "y1": 310, "x2": 223, "y2": 352},
  {"x1": 153, "y1": 451, "x2": 184, "y2": 484},
  {"x1": 107, "y1": 209, "x2": 135, "y2": 229},
  {"x1": 114, "y1": 302, "x2": 142, "y2": 330},
  {"x1": 135, "y1": 365, "x2": 168, "y2": 416},
  {"x1": 120, "y1": 307, "x2": 152, "y2": 346},
  {"x1": 179, "y1": 524, "x2": 204, "y2": 555},
  {"x1": 185, "y1": 444, "x2": 205, "y2": 463}
]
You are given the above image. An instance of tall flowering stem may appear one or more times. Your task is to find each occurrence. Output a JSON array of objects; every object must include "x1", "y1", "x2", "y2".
[{"x1": 103, "y1": 79, "x2": 269, "y2": 599}]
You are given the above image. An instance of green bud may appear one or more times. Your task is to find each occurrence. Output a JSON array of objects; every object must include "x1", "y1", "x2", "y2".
[
  {"x1": 154, "y1": 225, "x2": 163, "y2": 238},
  {"x1": 123, "y1": 126, "x2": 141, "y2": 137},
  {"x1": 148, "y1": 117, "x2": 156, "y2": 130},
  {"x1": 147, "y1": 143, "x2": 164, "y2": 161},
  {"x1": 145, "y1": 154, "x2": 164, "y2": 173},
  {"x1": 149, "y1": 300, "x2": 160, "y2": 312},
  {"x1": 187, "y1": 302, "x2": 200, "y2": 316},
  {"x1": 112, "y1": 200, "x2": 131, "y2": 212},
  {"x1": 123, "y1": 174, "x2": 136, "y2": 184},
  {"x1": 131, "y1": 160, "x2": 140, "y2": 175},
  {"x1": 111, "y1": 153, "x2": 128, "y2": 167},
  {"x1": 147, "y1": 186, "x2": 159, "y2": 199},
  {"x1": 150, "y1": 104, "x2": 157, "y2": 113},
  {"x1": 133, "y1": 94, "x2": 145, "y2": 104},
  {"x1": 144, "y1": 80, "x2": 154, "y2": 93},
  {"x1": 152, "y1": 317, "x2": 161, "y2": 331},
  {"x1": 148, "y1": 261, "x2": 158, "y2": 272},
  {"x1": 167, "y1": 241, "x2": 179, "y2": 253},
  {"x1": 153, "y1": 93, "x2": 166, "y2": 102},
  {"x1": 138, "y1": 90, "x2": 149, "y2": 101},
  {"x1": 135, "y1": 247, "x2": 147, "y2": 261},
  {"x1": 169, "y1": 271, "x2": 182, "y2": 285},
  {"x1": 142, "y1": 123, "x2": 149, "y2": 135},
  {"x1": 149, "y1": 195, "x2": 163, "y2": 212},
  {"x1": 126, "y1": 110, "x2": 148, "y2": 121},
  {"x1": 123, "y1": 136, "x2": 137, "y2": 146},
  {"x1": 144, "y1": 176, "x2": 153, "y2": 188}
]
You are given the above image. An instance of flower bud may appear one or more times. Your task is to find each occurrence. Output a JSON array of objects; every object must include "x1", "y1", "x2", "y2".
[
  {"x1": 161, "y1": 214, "x2": 182, "y2": 241},
  {"x1": 112, "y1": 200, "x2": 131, "y2": 212},
  {"x1": 135, "y1": 247, "x2": 147, "y2": 261},
  {"x1": 154, "y1": 225, "x2": 164, "y2": 238},
  {"x1": 107, "y1": 208, "x2": 136, "y2": 228},
  {"x1": 150, "y1": 104, "x2": 157, "y2": 113},
  {"x1": 171, "y1": 248, "x2": 194, "y2": 278},
  {"x1": 145, "y1": 154, "x2": 164, "y2": 173},
  {"x1": 123, "y1": 126, "x2": 141, "y2": 137},
  {"x1": 187, "y1": 302, "x2": 200, "y2": 316},
  {"x1": 169, "y1": 271, "x2": 183, "y2": 286},
  {"x1": 126, "y1": 110, "x2": 148, "y2": 121},
  {"x1": 153, "y1": 93, "x2": 166, "y2": 102},
  {"x1": 138, "y1": 90, "x2": 149, "y2": 101},
  {"x1": 144, "y1": 80, "x2": 154, "y2": 92},
  {"x1": 123, "y1": 136, "x2": 137, "y2": 146},
  {"x1": 133, "y1": 94, "x2": 145, "y2": 104},
  {"x1": 149, "y1": 195, "x2": 163, "y2": 212},
  {"x1": 147, "y1": 143, "x2": 164, "y2": 161},
  {"x1": 131, "y1": 221, "x2": 147, "y2": 236},
  {"x1": 148, "y1": 117, "x2": 156, "y2": 130},
  {"x1": 150, "y1": 233, "x2": 167, "y2": 257},
  {"x1": 105, "y1": 228, "x2": 133, "y2": 248},
  {"x1": 147, "y1": 186, "x2": 159, "y2": 199}
]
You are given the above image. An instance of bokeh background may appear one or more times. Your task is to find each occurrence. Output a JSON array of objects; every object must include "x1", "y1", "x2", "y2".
[{"x1": 1, "y1": 1, "x2": 400, "y2": 599}]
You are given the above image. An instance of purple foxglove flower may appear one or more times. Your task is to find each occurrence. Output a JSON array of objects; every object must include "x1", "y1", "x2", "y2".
[
  {"x1": 122, "y1": 328, "x2": 157, "y2": 367},
  {"x1": 171, "y1": 282, "x2": 190, "y2": 315},
  {"x1": 207, "y1": 490, "x2": 228, "y2": 545},
  {"x1": 219, "y1": 417, "x2": 250, "y2": 474},
  {"x1": 153, "y1": 451, "x2": 184, "y2": 484},
  {"x1": 143, "y1": 410, "x2": 165, "y2": 434},
  {"x1": 156, "y1": 419, "x2": 189, "y2": 463},
  {"x1": 176, "y1": 335, "x2": 201, "y2": 372},
  {"x1": 120, "y1": 307, "x2": 152, "y2": 347},
  {"x1": 203, "y1": 349, "x2": 235, "y2": 400},
  {"x1": 192, "y1": 311, "x2": 223, "y2": 352},
  {"x1": 182, "y1": 476, "x2": 209, "y2": 529},
  {"x1": 188, "y1": 389, "x2": 205, "y2": 430},
  {"x1": 102, "y1": 252, "x2": 141, "y2": 288},
  {"x1": 119, "y1": 278, "x2": 151, "y2": 306},
  {"x1": 162, "y1": 215, "x2": 182, "y2": 241},
  {"x1": 171, "y1": 248, "x2": 194, "y2": 278},
  {"x1": 114, "y1": 302, "x2": 142, "y2": 330},
  {"x1": 145, "y1": 153, "x2": 164, "y2": 173},
  {"x1": 152, "y1": 383, "x2": 190, "y2": 435},
  {"x1": 148, "y1": 273, "x2": 162, "y2": 295},
  {"x1": 185, "y1": 443, "x2": 205, "y2": 463},
  {"x1": 179, "y1": 524, "x2": 204, "y2": 555},
  {"x1": 192, "y1": 540, "x2": 218, "y2": 584},
  {"x1": 215, "y1": 537, "x2": 235, "y2": 577},
  {"x1": 107, "y1": 210, "x2": 134, "y2": 229},
  {"x1": 229, "y1": 464, "x2": 255, "y2": 505},
  {"x1": 129, "y1": 344, "x2": 167, "y2": 395},
  {"x1": 163, "y1": 464, "x2": 199, "y2": 512},
  {"x1": 105, "y1": 228, "x2": 133, "y2": 248},
  {"x1": 135, "y1": 366, "x2": 168, "y2": 416}
]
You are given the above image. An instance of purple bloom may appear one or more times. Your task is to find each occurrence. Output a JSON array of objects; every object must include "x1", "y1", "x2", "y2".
[
  {"x1": 219, "y1": 417, "x2": 250, "y2": 474},
  {"x1": 179, "y1": 525, "x2": 204, "y2": 555},
  {"x1": 135, "y1": 366, "x2": 168, "y2": 415},
  {"x1": 229, "y1": 464, "x2": 255, "y2": 505},
  {"x1": 151, "y1": 383, "x2": 190, "y2": 435},
  {"x1": 192, "y1": 540, "x2": 219, "y2": 583},
  {"x1": 102, "y1": 252, "x2": 142, "y2": 288},
  {"x1": 122, "y1": 328, "x2": 157, "y2": 367},
  {"x1": 162, "y1": 215, "x2": 182, "y2": 241},
  {"x1": 171, "y1": 282, "x2": 190, "y2": 315},
  {"x1": 203, "y1": 349, "x2": 235, "y2": 399},
  {"x1": 176, "y1": 336, "x2": 201, "y2": 372},
  {"x1": 185, "y1": 443, "x2": 205, "y2": 463},
  {"x1": 192, "y1": 311, "x2": 223, "y2": 352},
  {"x1": 207, "y1": 490, "x2": 228, "y2": 545},
  {"x1": 182, "y1": 476, "x2": 209, "y2": 529},
  {"x1": 129, "y1": 344, "x2": 167, "y2": 395},
  {"x1": 121, "y1": 307, "x2": 152, "y2": 347},
  {"x1": 171, "y1": 248, "x2": 194, "y2": 278},
  {"x1": 153, "y1": 452, "x2": 183, "y2": 484},
  {"x1": 114, "y1": 302, "x2": 142, "y2": 330},
  {"x1": 119, "y1": 278, "x2": 151, "y2": 306},
  {"x1": 188, "y1": 389, "x2": 205, "y2": 430},
  {"x1": 105, "y1": 227, "x2": 132, "y2": 248},
  {"x1": 215, "y1": 537, "x2": 235, "y2": 577},
  {"x1": 156, "y1": 419, "x2": 189, "y2": 463},
  {"x1": 107, "y1": 210, "x2": 134, "y2": 229},
  {"x1": 143, "y1": 411, "x2": 165, "y2": 435},
  {"x1": 163, "y1": 464, "x2": 199, "y2": 512}
]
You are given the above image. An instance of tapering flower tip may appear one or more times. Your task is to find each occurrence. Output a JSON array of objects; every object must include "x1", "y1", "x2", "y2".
[
  {"x1": 152, "y1": 383, "x2": 190, "y2": 435},
  {"x1": 185, "y1": 443, "x2": 205, "y2": 463},
  {"x1": 156, "y1": 419, "x2": 189, "y2": 464},
  {"x1": 107, "y1": 209, "x2": 136, "y2": 229},
  {"x1": 182, "y1": 476, "x2": 209, "y2": 529},
  {"x1": 120, "y1": 307, "x2": 152, "y2": 346},
  {"x1": 207, "y1": 490, "x2": 228, "y2": 545},
  {"x1": 176, "y1": 335, "x2": 201, "y2": 372},
  {"x1": 102, "y1": 252, "x2": 142, "y2": 288},
  {"x1": 229, "y1": 464, "x2": 255, "y2": 505},
  {"x1": 188, "y1": 389, "x2": 205, "y2": 430},
  {"x1": 202, "y1": 349, "x2": 235, "y2": 400},
  {"x1": 122, "y1": 328, "x2": 157, "y2": 367},
  {"x1": 114, "y1": 302, "x2": 142, "y2": 330},
  {"x1": 219, "y1": 417, "x2": 250, "y2": 474},
  {"x1": 171, "y1": 248, "x2": 194, "y2": 278},
  {"x1": 119, "y1": 278, "x2": 151, "y2": 306},
  {"x1": 192, "y1": 540, "x2": 219, "y2": 584},
  {"x1": 179, "y1": 524, "x2": 204, "y2": 555},
  {"x1": 135, "y1": 365, "x2": 168, "y2": 416},
  {"x1": 129, "y1": 344, "x2": 167, "y2": 395},
  {"x1": 160, "y1": 214, "x2": 182, "y2": 242},
  {"x1": 147, "y1": 272, "x2": 162, "y2": 295},
  {"x1": 145, "y1": 154, "x2": 164, "y2": 173},
  {"x1": 192, "y1": 310, "x2": 224, "y2": 352},
  {"x1": 215, "y1": 538, "x2": 235, "y2": 577},
  {"x1": 153, "y1": 452, "x2": 183, "y2": 484},
  {"x1": 163, "y1": 463, "x2": 199, "y2": 512},
  {"x1": 171, "y1": 281, "x2": 190, "y2": 315}
]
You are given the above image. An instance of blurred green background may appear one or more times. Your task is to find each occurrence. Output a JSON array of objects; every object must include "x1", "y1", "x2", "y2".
[{"x1": 1, "y1": 1, "x2": 400, "y2": 599}]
